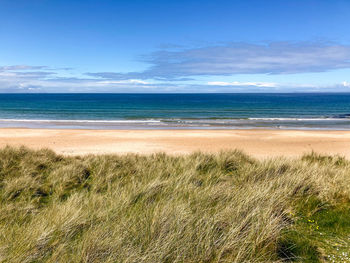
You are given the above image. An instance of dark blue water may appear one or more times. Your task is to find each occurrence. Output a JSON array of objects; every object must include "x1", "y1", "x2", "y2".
[{"x1": 0, "y1": 93, "x2": 349, "y2": 129}]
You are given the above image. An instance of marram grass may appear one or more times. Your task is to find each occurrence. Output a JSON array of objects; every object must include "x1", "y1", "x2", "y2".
[{"x1": 0, "y1": 146, "x2": 349, "y2": 263}]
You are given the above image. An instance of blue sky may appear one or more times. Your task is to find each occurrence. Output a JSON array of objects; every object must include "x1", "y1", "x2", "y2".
[{"x1": 1, "y1": 0, "x2": 350, "y2": 92}]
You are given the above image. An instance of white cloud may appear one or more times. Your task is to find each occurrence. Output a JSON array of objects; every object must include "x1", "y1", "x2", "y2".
[
  {"x1": 98, "y1": 79, "x2": 149, "y2": 85},
  {"x1": 207, "y1": 81, "x2": 278, "y2": 87},
  {"x1": 1, "y1": 63, "x2": 350, "y2": 92}
]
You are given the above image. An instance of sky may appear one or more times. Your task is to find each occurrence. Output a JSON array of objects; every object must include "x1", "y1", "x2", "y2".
[{"x1": 1, "y1": 0, "x2": 350, "y2": 93}]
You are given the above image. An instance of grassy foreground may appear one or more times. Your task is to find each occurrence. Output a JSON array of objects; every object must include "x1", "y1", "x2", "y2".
[{"x1": 0, "y1": 146, "x2": 349, "y2": 263}]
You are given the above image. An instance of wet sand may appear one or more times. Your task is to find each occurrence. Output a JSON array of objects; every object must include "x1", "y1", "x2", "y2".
[{"x1": 0, "y1": 128, "x2": 349, "y2": 158}]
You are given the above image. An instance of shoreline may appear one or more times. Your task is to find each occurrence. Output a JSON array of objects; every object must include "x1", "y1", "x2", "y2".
[
  {"x1": 1, "y1": 128, "x2": 350, "y2": 158},
  {"x1": 0, "y1": 116, "x2": 349, "y2": 130}
]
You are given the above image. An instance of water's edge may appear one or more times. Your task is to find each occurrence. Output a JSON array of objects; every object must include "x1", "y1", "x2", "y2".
[{"x1": 0, "y1": 118, "x2": 349, "y2": 130}]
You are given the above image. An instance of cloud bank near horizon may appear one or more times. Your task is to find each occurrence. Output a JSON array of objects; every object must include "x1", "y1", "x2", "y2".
[
  {"x1": 87, "y1": 42, "x2": 350, "y2": 80},
  {"x1": 1, "y1": 41, "x2": 350, "y2": 92}
]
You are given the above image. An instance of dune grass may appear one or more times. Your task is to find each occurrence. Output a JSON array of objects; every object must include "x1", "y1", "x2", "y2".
[{"x1": 0, "y1": 146, "x2": 349, "y2": 262}]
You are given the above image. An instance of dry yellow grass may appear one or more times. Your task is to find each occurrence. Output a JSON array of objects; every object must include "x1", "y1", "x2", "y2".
[{"x1": 0, "y1": 146, "x2": 349, "y2": 262}]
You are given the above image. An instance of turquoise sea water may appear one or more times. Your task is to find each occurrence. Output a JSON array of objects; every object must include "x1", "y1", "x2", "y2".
[{"x1": 0, "y1": 93, "x2": 349, "y2": 129}]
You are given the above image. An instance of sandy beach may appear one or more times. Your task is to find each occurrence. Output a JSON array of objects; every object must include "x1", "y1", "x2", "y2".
[{"x1": 0, "y1": 128, "x2": 349, "y2": 158}]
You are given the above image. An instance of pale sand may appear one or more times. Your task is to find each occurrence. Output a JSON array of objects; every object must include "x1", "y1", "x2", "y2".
[{"x1": 0, "y1": 128, "x2": 350, "y2": 159}]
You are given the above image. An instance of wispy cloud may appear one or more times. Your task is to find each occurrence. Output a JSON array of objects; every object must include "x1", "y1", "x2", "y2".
[
  {"x1": 207, "y1": 81, "x2": 278, "y2": 88},
  {"x1": 95, "y1": 79, "x2": 149, "y2": 85},
  {"x1": 87, "y1": 41, "x2": 350, "y2": 80},
  {"x1": 0, "y1": 65, "x2": 47, "y2": 71},
  {"x1": 0, "y1": 71, "x2": 55, "y2": 78},
  {"x1": 1, "y1": 41, "x2": 350, "y2": 92},
  {"x1": 1, "y1": 68, "x2": 348, "y2": 93},
  {"x1": 0, "y1": 66, "x2": 156, "y2": 92}
]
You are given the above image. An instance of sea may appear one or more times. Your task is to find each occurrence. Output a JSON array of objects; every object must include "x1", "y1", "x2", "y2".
[{"x1": 0, "y1": 93, "x2": 349, "y2": 130}]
